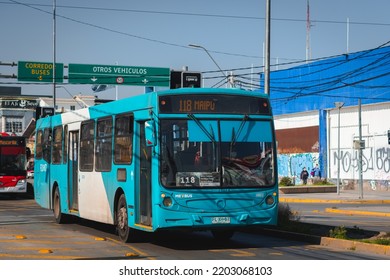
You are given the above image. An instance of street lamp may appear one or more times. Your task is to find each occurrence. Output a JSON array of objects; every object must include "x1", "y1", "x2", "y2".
[
  {"x1": 334, "y1": 101, "x2": 344, "y2": 195},
  {"x1": 188, "y1": 44, "x2": 234, "y2": 87}
]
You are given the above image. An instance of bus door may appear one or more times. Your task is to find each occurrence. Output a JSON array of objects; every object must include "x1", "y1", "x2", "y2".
[
  {"x1": 137, "y1": 121, "x2": 152, "y2": 226},
  {"x1": 68, "y1": 130, "x2": 79, "y2": 211}
]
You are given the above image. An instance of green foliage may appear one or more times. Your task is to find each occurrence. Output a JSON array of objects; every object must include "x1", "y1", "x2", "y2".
[
  {"x1": 329, "y1": 226, "x2": 348, "y2": 239},
  {"x1": 312, "y1": 178, "x2": 333, "y2": 185},
  {"x1": 279, "y1": 176, "x2": 294, "y2": 186},
  {"x1": 372, "y1": 239, "x2": 390, "y2": 245},
  {"x1": 278, "y1": 203, "x2": 300, "y2": 225}
]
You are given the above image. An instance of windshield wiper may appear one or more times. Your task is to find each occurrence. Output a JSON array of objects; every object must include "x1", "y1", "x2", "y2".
[
  {"x1": 187, "y1": 114, "x2": 218, "y2": 171},
  {"x1": 187, "y1": 114, "x2": 216, "y2": 144},
  {"x1": 230, "y1": 114, "x2": 249, "y2": 148}
]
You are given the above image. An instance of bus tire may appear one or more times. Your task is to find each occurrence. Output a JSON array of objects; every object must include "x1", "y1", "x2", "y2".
[
  {"x1": 116, "y1": 194, "x2": 132, "y2": 243},
  {"x1": 53, "y1": 187, "x2": 67, "y2": 224}
]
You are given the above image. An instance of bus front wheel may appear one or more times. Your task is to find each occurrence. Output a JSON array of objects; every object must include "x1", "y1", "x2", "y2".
[{"x1": 116, "y1": 194, "x2": 132, "y2": 243}]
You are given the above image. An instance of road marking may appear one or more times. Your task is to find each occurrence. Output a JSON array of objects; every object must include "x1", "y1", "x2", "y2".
[
  {"x1": 105, "y1": 237, "x2": 154, "y2": 260},
  {"x1": 269, "y1": 252, "x2": 283, "y2": 256},
  {"x1": 325, "y1": 208, "x2": 390, "y2": 217},
  {"x1": 209, "y1": 249, "x2": 256, "y2": 257},
  {"x1": 14, "y1": 235, "x2": 26, "y2": 239},
  {"x1": 38, "y1": 249, "x2": 53, "y2": 254}
]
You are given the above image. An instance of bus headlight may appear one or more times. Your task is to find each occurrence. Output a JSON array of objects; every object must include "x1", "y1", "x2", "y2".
[
  {"x1": 163, "y1": 196, "x2": 173, "y2": 207},
  {"x1": 265, "y1": 194, "x2": 275, "y2": 205}
]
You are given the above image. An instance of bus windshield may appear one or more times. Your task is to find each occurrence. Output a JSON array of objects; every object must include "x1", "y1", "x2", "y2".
[
  {"x1": 160, "y1": 118, "x2": 275, "y2": 188},
  {"x1": 0, "y1": 144, "x2": 26, "y2": 176}
]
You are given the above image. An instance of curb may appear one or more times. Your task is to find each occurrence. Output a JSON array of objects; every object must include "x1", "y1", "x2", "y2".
[
  {"x1": 247, "y1": 227, "x2": 390, "y2": 257},
  {"x1": 279, "y1": 197, "x2": 390, "y2": 204},
  {"x1": 320, "y1": 237, "x2": 390, "y2": 256}
]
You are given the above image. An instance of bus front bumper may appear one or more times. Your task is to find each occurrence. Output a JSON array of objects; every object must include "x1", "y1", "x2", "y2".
[{"x1": 0, "y1": 180, "x2": 27, "y2": 193}]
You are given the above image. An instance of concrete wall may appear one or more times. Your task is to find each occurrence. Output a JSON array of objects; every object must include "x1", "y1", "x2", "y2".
[
  {"x1": 327, "y1": 102, "x2": 390, "y2": 190},
  {"x1": 277, "y1": 152, "x2": 319, "y2": 185},
  {"x1": 274, "y1": 102, "x2": 390, "y2": 189}
]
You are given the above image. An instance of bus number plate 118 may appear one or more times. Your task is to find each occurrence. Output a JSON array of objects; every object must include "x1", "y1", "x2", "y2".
[{"x1": 211, "y1": 217, "x2": 231, "y2": 224}]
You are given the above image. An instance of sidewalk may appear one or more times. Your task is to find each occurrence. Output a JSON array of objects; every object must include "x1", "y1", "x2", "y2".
[{"x1": 279, "y1": 188, "x2": 390, "y2": 217}]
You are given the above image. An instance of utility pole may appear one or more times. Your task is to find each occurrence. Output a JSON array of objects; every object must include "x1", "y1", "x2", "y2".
[
  {"x1": 264, "y1": 0, "x2": 271, "y2": 95},
  {"x1": 335, "y1": 102, "x2": 344, "y2": 195},
  {"x1": 358, "y1": 99, "x2": 364, "y2": 199},
  {"x1": 52, "y1": 0, "x2": 57, "y2": 114},
  {"x1": 306, "y1": 0, "x2": 312, "y2": 62}
]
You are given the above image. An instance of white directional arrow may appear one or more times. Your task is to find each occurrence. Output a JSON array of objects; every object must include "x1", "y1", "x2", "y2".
[{"x1": 91, "y1": 76, "x2": 98, "y2": 82}]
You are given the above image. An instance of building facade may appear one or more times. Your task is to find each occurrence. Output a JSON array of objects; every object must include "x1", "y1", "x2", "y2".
[
  {"x1": 264, "y1": 46, "x2": 390, "y2": 190},
  {"x1": 0, "y1": 88, "x2": 98, "y2": 152}
]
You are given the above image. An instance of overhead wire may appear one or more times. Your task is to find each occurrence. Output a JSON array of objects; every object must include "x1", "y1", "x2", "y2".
[{"x1": 3, "y1": 0, "x2": 390, "y2": 101}]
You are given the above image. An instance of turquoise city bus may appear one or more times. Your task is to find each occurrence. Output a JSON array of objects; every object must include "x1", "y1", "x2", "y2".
[{"x1": 34, "y1": 88, "x2": 278, "y2": 242}]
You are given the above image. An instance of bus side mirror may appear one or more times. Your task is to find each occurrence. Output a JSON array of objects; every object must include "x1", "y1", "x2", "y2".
[{"x1": 145, "y1": 120, "x2": 156, "y2": 147}]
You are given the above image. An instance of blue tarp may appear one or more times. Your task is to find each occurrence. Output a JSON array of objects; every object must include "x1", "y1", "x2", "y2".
[{"x1": 261, "y1": 45, "x2": 390, "y2": 115}]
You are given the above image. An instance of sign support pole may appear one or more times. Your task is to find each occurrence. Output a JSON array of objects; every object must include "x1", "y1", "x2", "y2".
[{"x1": 52, "y1": 0, "x2": 57, "y2": 114}]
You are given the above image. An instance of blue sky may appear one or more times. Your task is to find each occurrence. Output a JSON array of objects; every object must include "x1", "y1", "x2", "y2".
[{"x1": 1, "y1": 0, "x2": 390, "y2": 99}]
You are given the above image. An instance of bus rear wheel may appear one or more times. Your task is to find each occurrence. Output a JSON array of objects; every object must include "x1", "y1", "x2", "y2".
[
  {"x1": 116, "y1": 194, "x2": 133, "y2": 243},
  {"x1": 53, "y1": 187, "x2": 68, "y2": 224}
]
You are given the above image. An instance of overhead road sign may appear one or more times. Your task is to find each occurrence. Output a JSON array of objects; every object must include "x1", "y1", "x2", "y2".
[
  {"x1": 68, "y1": 63, "x2": 170, "y2": 87},
  {"x1": 18, "y1": 61, "x2": 64, "y2": 83}
]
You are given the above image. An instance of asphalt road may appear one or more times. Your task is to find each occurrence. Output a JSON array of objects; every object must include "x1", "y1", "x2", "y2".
[{"x1": 0, "y1": 195, "x2": 389, "y2": 260}]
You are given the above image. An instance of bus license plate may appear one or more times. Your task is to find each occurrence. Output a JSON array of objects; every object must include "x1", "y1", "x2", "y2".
[{"x1": 211, "y1": 217, "x2": 231, "y2": 224}]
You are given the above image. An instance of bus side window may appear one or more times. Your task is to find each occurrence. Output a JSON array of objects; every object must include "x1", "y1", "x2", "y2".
[
  {"x1": 42, "y1": 128, "x2": 52, "y2": 163},
  {"x1": 80, "y1": 120, "x2": 95, "y2": 171},
  {"x1": 36, "y1": 130, "x2": 43, "y2": 159},
  {"x1": 95, "y1": 117, "x2": 113, "y2": 171},
  {"x1": 52, "y1": 126, "x2": 63, "y2": 164},
  {"x1": 114, "y1": 114, "x2": 133, "y2": 164},
  {"x1": 63, "y1": 125, "x2": 68, "y2": 164}
]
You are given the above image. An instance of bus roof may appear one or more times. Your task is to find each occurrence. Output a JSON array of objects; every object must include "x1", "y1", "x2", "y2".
[{"x1": 36, "y1": 88, "x2": 270, "y2": 128}]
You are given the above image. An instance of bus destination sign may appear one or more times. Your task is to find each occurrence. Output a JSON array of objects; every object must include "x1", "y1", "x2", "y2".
[{"x1": 159, "y1": 94, "x2": 271, "y2": 115}]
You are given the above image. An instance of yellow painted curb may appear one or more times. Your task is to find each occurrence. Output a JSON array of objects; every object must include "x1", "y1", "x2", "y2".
[
  {"x1": 325, "y1": 208, "x2": 390, "y2": 217},
  {"x1": 280, "y1": 197, "x2": 390, "y2": 204}
]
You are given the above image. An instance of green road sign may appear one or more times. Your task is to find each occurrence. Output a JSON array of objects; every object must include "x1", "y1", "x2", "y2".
[
  {"x1": 68, "y1": 63, "x2": 170, "y2": 87},
  {"x1": 18, "y1": 61, "x2": 64, "y2": 82}
]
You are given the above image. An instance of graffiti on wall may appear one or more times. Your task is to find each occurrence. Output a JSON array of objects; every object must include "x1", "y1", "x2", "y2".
[
  {"x1": 277, "y1": 153, "x2": 318, "y2": 184},
  {"x1": 332, "y1": 146, "x2": 390, "y2": 190}
]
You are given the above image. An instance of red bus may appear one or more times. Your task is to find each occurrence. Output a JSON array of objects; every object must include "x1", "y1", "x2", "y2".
[{"x1": 0, "y1": 135, "x2": 28, "y2": 194}]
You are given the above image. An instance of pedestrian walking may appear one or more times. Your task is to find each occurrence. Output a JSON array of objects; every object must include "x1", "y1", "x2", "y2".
[{"x1": 300, "y1": 167, "x2": 309, "y2": 185}]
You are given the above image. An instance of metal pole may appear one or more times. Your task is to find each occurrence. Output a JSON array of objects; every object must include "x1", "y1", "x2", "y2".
[
  {"x1": 337, "y1": 107, "x2": 341, "y2": 195},
  {"x1": 188, "y1": 44, "x2": 233, "y2": 87},
  {"x1": 346, "y1": 17, "x2": 350, "y2": 55},
  {"x1": 115, "y1": 62, "x2": 119, "y2": 100},
  {"x1": 264, "y1": 0, "x2": 271, "y2": 95},
  {"x1": 358, "y1": 99, "x2": 364, "y2": 199},
  {"x1": 53, "y1": 0, "x2": 57, "y2": 114},
  {"x1": 335, "y1": 102, "x2": 344, "y2": 195}
]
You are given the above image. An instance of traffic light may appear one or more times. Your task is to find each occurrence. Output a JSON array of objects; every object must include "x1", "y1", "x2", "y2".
[
  {"x1": 170, "y1": 70, "x2": 202, "y2": 89},
  {"x1": 170, "y1": 71, "x2": 182, "y2": 89}
]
